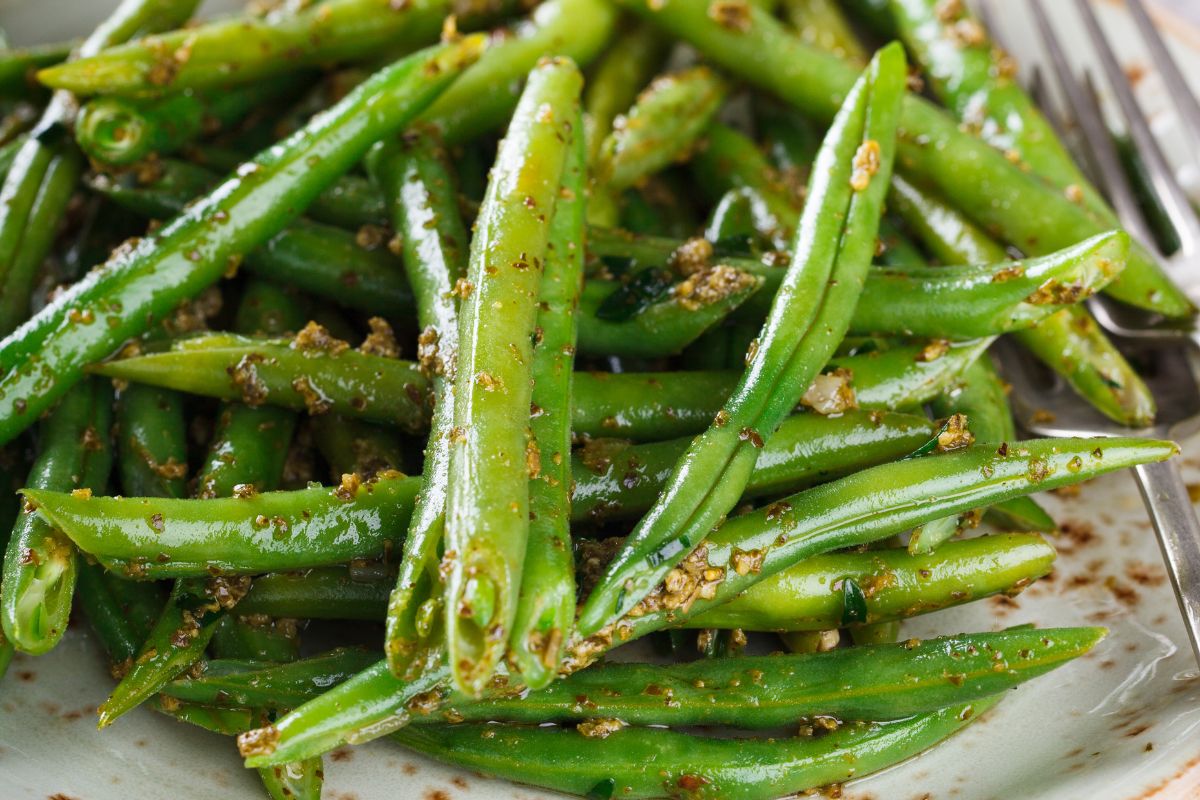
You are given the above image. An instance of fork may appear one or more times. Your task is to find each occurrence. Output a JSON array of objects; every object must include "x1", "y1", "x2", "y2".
[
  {"x1": 982, "y1": 0, "x2": 1200, "y2": 666},
  {"x1": 1019, "y1": 0, "x2": 1200, "y2": 341}
]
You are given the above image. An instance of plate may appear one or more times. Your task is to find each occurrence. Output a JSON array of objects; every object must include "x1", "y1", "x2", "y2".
[{"x1": 0, "y1": 1, "x2": 1199, "y2": 798}]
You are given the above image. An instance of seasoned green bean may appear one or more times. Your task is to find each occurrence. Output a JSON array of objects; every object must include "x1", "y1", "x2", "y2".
[{"x1": 578, "y1": 46, "x2": 908, "y2": 634}]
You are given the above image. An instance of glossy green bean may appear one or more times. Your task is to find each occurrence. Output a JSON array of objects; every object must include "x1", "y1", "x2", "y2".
[
  {"x1": 582, "y1": 23, "x2": 668, "y2": 163},
  {"x1": 76, "y1": 74, "x2": 306, "y2": 166},
  {"x1": 451, "y1": 625, "x2": 1092, "y2": 726},
  {"x1": 91, "y1": 336, "x2": 978, "y2": 442},
  {"x1": 418, "y1": 0, "x2": 615, "y2": 145},
  {"x1": 616, "y1": 0, "x2": 1191, "y2": 317},
  {"x1": 238, "y1": 566, "x2": 394, "y2": 620},
  {"x1": 25, "y1": 474, "x2": 420, "y2": 579},
  {"x1": 0, "y1": 37, "x2": 483, "y2": 446},
  {"x1": 691, "y1": 122, "x2": 801, "y2": 248},
  {"x1": 509, "y1": 105, "x2": 586, "y2": 688},
  {"x1": 784, "y1": 0, "x2": 866, "y2": 61},
  {"x1": 577, "y1": 46, "x2": 907, "y2": 635},
  {"x1": 115, "y1": 382, "x2": 187, "y2": 498},
  {"x1": 687, "y1": 533, "x2": 1052, "y2": 629},
  {"x1": 393, "y1": 699, "x2": 1000, "y2": 800},
  {"x1": 443, "y1": 58, "x2": 582, "y2": 696},
  {"x1": 91, "y1": 333, "x2": 429, "y2": 433},
  {"x1": 0, "y1": 148, "x2": 82, "y2": 336},
  {"x1": 571, "y1": 410, "x2": 934, "y2": 524},
  {"x1": 39, "y1": 0, "x2": 452, "y2": 96},
  {"x1": 598, "y1": 66, "x2": 727, "y2": 192},
  {"x1": 366, "y1": 127, "x2": 466, "y2": 678},
  {"x1": 239, "y1": 436, "x2": 1170, "y2": 764},
  {"x1": 99, "y1": 574, "x2": 259, "y2": 727},
  {"x1": 1, "y1": 379, "x2": 112, "y2": 654},
  {"x1": 91, "y1": 155, "x2": 389, "y2": 231},
  {"x1": 887, "y1": 0, "x2": 1109, "y2": 222},
  {"x1": 312, "y1": 417, "x2": 404, "y2": 481},
  {"x1": 888, "y1": 171, "x2": 1155, "y2": 426},
  {"x1": 576, "y1": 268, "x2": 763, "y2": 357},
  {"x1": 164, "y1": 647, "x2": 381, "y2": 709},
  {"x1": 210, "y1": 615, "x2": 300, "y2": 663}
]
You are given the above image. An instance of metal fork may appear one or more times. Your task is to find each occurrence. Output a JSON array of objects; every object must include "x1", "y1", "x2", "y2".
[
  {"x1": 1022, "y1": 0, "x2": 1200, "y2": 341},
  {"x1": 980, "y1": 0, "x2": 1200, "y2": 665}
]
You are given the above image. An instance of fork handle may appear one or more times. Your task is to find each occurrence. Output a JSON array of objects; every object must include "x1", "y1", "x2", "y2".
[{"x1": 1132, "y1": 459, "x2": 1200, "y2": 666}]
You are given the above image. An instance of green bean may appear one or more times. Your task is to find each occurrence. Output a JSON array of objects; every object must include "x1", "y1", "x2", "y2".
[
  {"x1": 597, "y1": 66, "x2": 727, "y2": 192},
  {"x1": 75, "y1": 560, "x2": 145, "y2": 671},
  {"x1": 577, "y1": 44, "x2": 907, "y2": 635},
  {"x1": 90, "y1": 155, "x2": 389, "y2": 231},
  {"x1": 1, "y1": 379, "x2": 112, "y2": 654},
  {"x1": 91, "y1": 336, "x2": 979, "y2": 442},
  {"x1": 572, "y1": 410, "x2": 934, "y2": 524},
  {"x1": 311, "y1": 417, "x2": 404, "y2": 481},
  {"x1": 687, "y1": 533, "x2": 1052, "y2": 629},
  {"x1": 0, "y1": 37, "x2": 484, "y2": 447},
  {"x1": 115, "y1": 382, "x2": 187, "y2": 498},
  {"x1": 91, "y1": 333, "x2": 429, "y2": 433},
  {"x1": 617, "y1": 0, "x2": 1192, "y2": 318},
  {"x1": 442, "y1": 58, "x2": 582, "y2": 697},
  {"x1": 886, "y1": 0, "x2": 1108, "y2": 223},
  {"x1": 259, "y1": 757, "x2": 324, "y2": 800},
  {"x1": 38, "y1": 0, "x2": 452, "y2": 96},
  {"x1": 1116, "y1": 134, "x2": 1182, "y2": 256},
  {"x1": 366, "y1": 126, "x2": 466, "y2": 679},
  {"x1": 24, "y1": 474, "x2": 420, "y2": 579},
  {"x1": 587, "y1": 227, "x2": 1125, "y2": 335},
  {"x1": 98, "y1": 575, "x2": 250, "y2": 727},
  {"x1": 76, "y1": 75, "x2": 306, "y2": 166},
  {"x1": 509, "y1": 104, "x2": 586, "y2": 688},
  {"x1": 0, "y1": 40, "x2": 75, "y2": 99},
  {"x1": 455, "y1": 624, "x2": 1092, "y2": 726},
  {"x1": 929, "y1": 355, "x2": 1054, "y2": 537},
  {"x1": 889, "y1": 173, "x2": 1155, "y2": 426},
  {"x1": 239, "y1": 566, "x2": 394, "y2": 620},
  {"x1": 582, "y1": 23, "x2": 668, "y2": 163},
  {"x1": 239, "y1": 436, "x2": 1170, "y2": 764},
  {"x1": 784, "y1": 0, "x2": 866, "y2": 61},
  {"x1": 0, "y1": 148, "x2": 83, "y2": 336},
  {"x1": 0, "y1": 0, "x2": 201, "y2": 340},
  {"x1": 418, "y1": 0, "x2": 616, "y2": 146},
  {"x1": 210, "y1": 615, "x2": 301, "y2": 663},
  {"x1": 393, "y1": 699, "x2": 1000, "y2": 800},
  {"x1": 691, "y1": 122, "x2": 801, "y2": 248},
  {"x1": 197, "y1": 282, "x2": 305, "y2": 499},
  {"x1": 164, "y1": 647, "x2": 380, "y2": 709},
  {"x1": 577, "y1": 268, "x2": 763, "y2": 357}
]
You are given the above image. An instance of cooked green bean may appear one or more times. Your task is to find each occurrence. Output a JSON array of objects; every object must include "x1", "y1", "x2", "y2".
[
  {"x1": 39, "y1": 0, "x2": 452, "y2": 96},
  {"x1": 443, "y1": 58, "x2": 582, "y2": 696},
  {"x1": 578, "y1": 45, "x2": 907, "y2": 635},
  {"x1": 597, "y1": 66, "x2": 727, "y2": 192},
  {"x1": 24, "y1": 474, "x2": 420, "y2": 579},
  {"x1": 510, "y1": 103, "x2": 586, "y2": 688},
  {"x1": 366, "y1": 126, "x2": 467, "y2": 680},
  {"x1": 583, "y1": 23, "x2": 668, "y2": 163},
  {"x1": 1, "y1": 379, "x2": 112, "y2": 654},
  {"x1": 76, "y1": 74, "x2": 306, "y2": 166}
]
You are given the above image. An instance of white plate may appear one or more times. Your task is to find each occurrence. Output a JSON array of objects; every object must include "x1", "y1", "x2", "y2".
[{"x1": 1, "y1": 1, "x2": 1200, "y2": 798}]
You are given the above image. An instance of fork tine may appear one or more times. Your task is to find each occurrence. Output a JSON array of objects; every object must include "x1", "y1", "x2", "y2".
[
  {"x1": 1125, "y1": 0, "x2": 1200, "y2": 162},
  {"x1": 1072, "y1": 0, "x2": 1200, "y2": 256},
  {"x1": 1029, "y1": 0, "x2": 1158, "y2": 250},
  {"x1": 1029, "y1": 66, "x2": 1069, "y2": 144}
]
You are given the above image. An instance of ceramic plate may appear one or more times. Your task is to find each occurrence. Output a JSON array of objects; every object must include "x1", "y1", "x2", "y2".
[{"x1": 1, "y1": 1, "x2": 1199, "y2": 798}]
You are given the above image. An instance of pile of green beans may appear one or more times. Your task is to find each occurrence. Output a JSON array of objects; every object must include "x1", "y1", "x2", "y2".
[{"x1": 0, "y1": 0, "x2": 1187, "y2": 797}]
